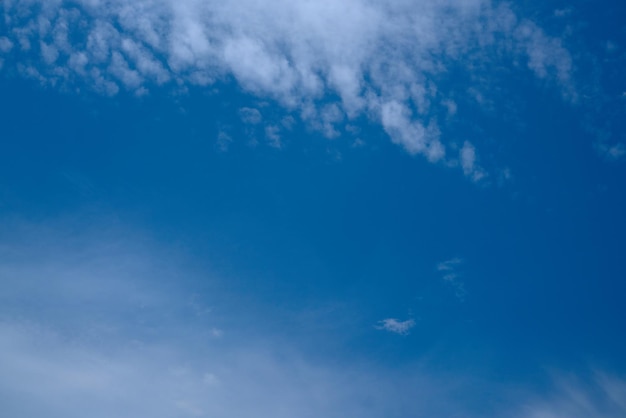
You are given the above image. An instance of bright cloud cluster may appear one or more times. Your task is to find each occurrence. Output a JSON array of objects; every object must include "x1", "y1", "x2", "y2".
[{"x1": 0, "y1": 0, "x2": 573, "y2": 176}]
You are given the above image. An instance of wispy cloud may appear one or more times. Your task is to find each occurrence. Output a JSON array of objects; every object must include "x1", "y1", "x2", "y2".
[
  {"x1": 437, "y1": 257, "x2": 463, "y2": 272},
  {"x1": 376, "y1": 318, "x2": 416, "y2": 336},
  {"x1": 460, "y1": 141, "x2": 487, "y2": 182},
  {"x1": 0, "y1": 218, "x2": 473, "y2": 417},
  {"x1": 437, "y1": 257, "x2": 466, "y2": 301},
  {"x1": 518, "y1": 371, "x2": 626, "y2": 418},
  {"x1": 0, "y1": 0, "x2": 574, "y2": 172}
]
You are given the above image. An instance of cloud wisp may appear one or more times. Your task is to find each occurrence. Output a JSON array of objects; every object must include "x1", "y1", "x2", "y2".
[
  {"x1": 376, "y1": 318, "x2": 416, "y2": 336},
  {"x1": 437, "y1": 257, "x2": 466, "y2": 301},
  {"x1": 0, "y1": 0, "x2": 574, "y2": 175}
]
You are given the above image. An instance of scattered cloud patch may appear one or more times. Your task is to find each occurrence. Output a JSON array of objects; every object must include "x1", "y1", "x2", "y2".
[
  {"x1": 265, "y1": 125, "x2": 282, "y2": 148},
  {"x1": 376, "y1": 318, "x2": 416, "y2": 336},
  {"x1": 216, "y1": 130, "x2": 233, "y2": 152},
  {"x1": 0, "y1": 0, "x2": 576, "y2": 174}
]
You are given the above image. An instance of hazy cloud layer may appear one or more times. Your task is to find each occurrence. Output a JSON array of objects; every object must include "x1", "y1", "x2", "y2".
[
  {"x1": 0, "y1": 0, "x2": 574, "y2": 175},
  {"x1": 1, "y1": 219, "x2": 624, "y2": 418},
  {"x1": 0, "y1": 220, "x2": 469, "y2": 418}
]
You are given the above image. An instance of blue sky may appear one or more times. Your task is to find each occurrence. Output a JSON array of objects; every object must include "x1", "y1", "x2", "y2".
[{"x1": 1, "y1": 0, "x2": 626, "y2": 417}]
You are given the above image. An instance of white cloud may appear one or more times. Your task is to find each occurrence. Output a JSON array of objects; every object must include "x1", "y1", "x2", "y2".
[
  {"x1": 0, "y1": 0, "x2": 575, "y2": 172},
  {"x1": 239, "y1": 107, "x2": 262, "y2": 125},
  {"x1": 460, "y1": 141, "x2": 477, "y2": 174},
  {"x1": 216, "y1": 130, "x2": 232, "y2": 152},
  {"x1": 376, "y1": 318, "x2": 416, "y2": 335},
  {"x1": 596, "y1": 142, "x2": 626, "y2": 161},
  {"x1": 460, "y1": 141, "x2": 487, "y2": 182},
  {"x1": 265, "y1": 125, "x2": 282, "y2": 148}
]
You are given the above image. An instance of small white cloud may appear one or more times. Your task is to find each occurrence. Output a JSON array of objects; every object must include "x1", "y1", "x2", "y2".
[
  {"x1": 553, "y1": 8, "x2": 572, "y2": 18},
  {"x1": 376, "y1": 318, "x2": 416, "y2": 335},
  {"x1": 108, "y1": 51, "x2": 143, "y2": 89},
  {"x1": 239, "y1": 107, "x2": 262, "y2": 124},
  {"x1": 460, "y1": 141, "x2": 476, "y2": 174},
  {"x1": 265, "y1": 125, "x2": 282, "y2": 148},
  {"x1": 380, "y1": 100, "x2": 429, "y2": 157},
  {"x1": 281, "y1": 115, "x2": 295, "y2": 130},
  {"x1": 442, "y1": 99, "x2": 457, "y2": 117},
  {"x1": 216, "y1": 130, "x2": 232, "y2": 152},
  {"x1": 352, "y1": 138, "x2": 365, "y2": 148},
  {"x1": 595, "y1": 141, "x2": 626, "y2": 161},
  {"x1": 0, "y1": 36, "x2": 14, "y2": 53},
  {"x1": 319, "y1": 103, "x2": 344, "y2": 138},
  {"x1": 459, "y1": 141, "x2": 487, "y2": 182},
  {"x1": 437, "y1": 258, "x2": 466, "y2": 301},
  {"x1": 40, "y1": 42, "x2": 59, "y2": 65}
]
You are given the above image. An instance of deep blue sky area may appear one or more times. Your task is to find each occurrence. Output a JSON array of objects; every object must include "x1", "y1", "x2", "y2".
[{"x1": 1, "y1": 1, "x2": 626, "y2": 417}]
